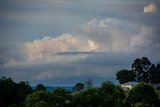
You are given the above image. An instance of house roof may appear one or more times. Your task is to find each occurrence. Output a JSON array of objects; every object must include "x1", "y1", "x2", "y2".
[{"x1": 121, "y1": 82, "x2": 138, "y2": 86}]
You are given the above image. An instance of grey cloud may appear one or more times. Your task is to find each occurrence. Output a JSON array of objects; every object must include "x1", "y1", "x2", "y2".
[
  {"x1": 1, "y1": 0, "x2": 158, "y2": 43},
  {"x1": 0, "y1": 44, "x2": 25, "y2": 65},
  {"x1": 0, "y1": 0, "x2": 160, "y2": 86},
  {"x1": 1, "y1": 17, "x2": 160, "y2": 85},
  {"x1": 0, "y1": 58, "x2": 120, "y2": 86}
]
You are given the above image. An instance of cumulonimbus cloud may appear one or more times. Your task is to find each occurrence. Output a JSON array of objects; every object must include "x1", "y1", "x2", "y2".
[
  {"x1": 1, "y1": 17, "x2": 160, "y2": 82},
  {"x1": 24, "y1": 18, "x2": 160, "y2": 62},
  {"x1": 24, "y1": 33, "x2": 98, "y2": 60},
  {"x1": 24, "y1": 18, "x2": 136, "y2": 61},
  {"x1": 143, "y1": 3, "x2": 157, "y2": 13}
]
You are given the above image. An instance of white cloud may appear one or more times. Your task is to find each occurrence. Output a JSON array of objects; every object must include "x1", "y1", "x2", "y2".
[
  {"x1": 23, "y1": 18, "x2": 137, "y2": 63},
  {"x1": 143, "y1": 3, "x2": 157, "y2": 13},
  {"x1": 2, "y1": 18, "x2": 160, "y2": 69},
  {"x1": 76, "y1": 18, "x2": 137, "y2": 52},
  {"x1": 24, "y1": 33, "x2": 98, "y2": 60}
]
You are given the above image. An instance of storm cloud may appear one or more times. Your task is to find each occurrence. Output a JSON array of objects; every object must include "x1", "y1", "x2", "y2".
[{"x1": 0, "y1": 0, "x2": 160, "y2": 86}]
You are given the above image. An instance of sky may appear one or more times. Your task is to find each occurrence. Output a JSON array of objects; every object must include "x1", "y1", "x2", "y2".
[{"x1": 0, "y1": 0, "x2": 160, "y2": 86}]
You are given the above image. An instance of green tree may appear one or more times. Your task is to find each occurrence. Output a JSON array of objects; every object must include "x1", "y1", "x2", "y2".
[
  {"x1": 116, "y1": 70, "x2": 136, "y2": 84},
  {"x1": 52, "y1": 87, "x2": 71, "y2": 106},
  {"x1": 35, "y1": 101, "x2": 48, "y2": 107},
  {"x1": 71, "y1": 81, "x2": 125, "y2": 107},
  {"x1": 99, "y1": 81, "x2": 125, "y2": 107},
  {"x1": 132, "y1": 57, "x2": 151, "y2": 82},
  {"x1": 0, "y1": 77, "x2": 18, "y2": 107},
  {"x1": 35, "y1": 84, "x2": 46, "y2": 91},
  {"x1": 71, "y1": 88, "x2": 103, "y2": 107},
  {"x1": 25, "y1": 91, "x2": 53, "y2": 107},
  {"x1": 148, "y1": 64, "x2": 157, "y2": 83},
  {"x1": 53, "y1": 87, "x2": 69, "y2": 98},
  {"x1": 154, "y1": 63, "x2": 160, "y2": 83},
  {"x1": 126, "y1": 82, "x2": 159, "y2": 107},
  {"x1": 85, "y1": 79, "x2": 93, "y2": 89},
  {"x1": 74, "y1": 83, "x2": 85, "y2": 91},
  {"x1": 16, "y1": 81, "x2": 33, "y2": 102},
  {"x1": 0, "y1": 77, "x2": 32, "y2": 107}
]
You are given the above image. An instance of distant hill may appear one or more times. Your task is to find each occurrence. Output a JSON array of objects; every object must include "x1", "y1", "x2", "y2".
[{"x1": 32, "y1": 86, "x2": 74, "y2": 92}]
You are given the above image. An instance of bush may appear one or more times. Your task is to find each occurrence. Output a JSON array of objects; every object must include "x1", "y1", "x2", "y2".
[
  {"x1": 99, "y1": 81, "x2": 125, "y2": 107},
  {"x1": 25, "y1": 91, "x2": 54, "y2": 107},
  {"x1": 71, "y1": 88, "x2": 103, "y2": 107},
  {"x1": 71, "y1": 81, "x2": 126, "y2": 107},
  {"x1": 126, "y1": 82, "x2": 159, "y2": 107}
]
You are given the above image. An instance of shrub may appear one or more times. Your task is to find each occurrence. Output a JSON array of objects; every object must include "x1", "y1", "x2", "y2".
[{"x1": 126, "y1": 82, "x2": 159, "y2": 107}]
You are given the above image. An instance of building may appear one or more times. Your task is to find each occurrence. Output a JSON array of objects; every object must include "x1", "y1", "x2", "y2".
[{"x1": 120, "y1": 82, "x2": 138, "y2": 91}]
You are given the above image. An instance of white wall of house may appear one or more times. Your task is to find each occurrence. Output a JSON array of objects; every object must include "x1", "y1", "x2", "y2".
[{"x1": 120, "y1": 82, "x2": 138, "y2": 91}]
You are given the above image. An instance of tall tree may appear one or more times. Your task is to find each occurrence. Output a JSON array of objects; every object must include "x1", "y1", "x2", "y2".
[
  {"x1": 0, "y1": 77, "x2": 33, "y2": 107},
  {"x1": 148, "y1": 64, "x2": 156, "y2": 83},
  {"x1": 0, "y1": 77, "x2": 17, "y2": 107},
  {"x1": 153, "y1": 63, "x2": 160, "y2": 83},
  {"x1": 85, "y1": 79, "x2": 93, "y2": 89},
  {"x1": 126, "y1": 82, "x2": 159, "y2": 107},
  {"x1": 116, "y1": 70, "x2": 136, "y2": 84},
  {"x1": 74, "y1": 83, "x2": 84, "y2": 91},
  {"x1": 35, "y1": 84, "x2": 47, "y2": 91},
  {"x1": 16, "y1": 81, "x2": 33, "y2": 102},
  {"x1": 99, "y1": 81, "x2": 125, "y2": 107},
  {"x1": 132, "y1": 57, "x2": 151, "y2": 82}
]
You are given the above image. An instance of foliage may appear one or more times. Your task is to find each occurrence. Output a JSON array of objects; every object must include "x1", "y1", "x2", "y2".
[
  {"x1": 0, "y1": 77, "x2": 33, "y2": 107},
  {"x1": 99, "y1": 81, "x2": 125, "y2": 107},
  {"x1": 132, "y1": 57, "x2": 151, "y2": 82},
  {"x1": 73, "y1": 83, "x2": 84, "y2": 91},
  {"x1": 150, "y1": 63, "x2": 160, "y2": 83},
  {"x1": 0, "y1": 77, "x2": 18, "y2": 107},
  {"x1": 116, "y1": 70, "x2": 136, "y2": 84},
  {"x1": 35, "y1": 84, "x2": 47, "y2": 91},
  {"x1": 25, "y1": 88, "x2": 72, "y2": 107},
  {"x1": 71, "y1": 81, "x2": 125, "y2": 107},
  {"x1": 116, "y1": 57, "x2": 160, "y2": 84},
  {"x1": 25, "y1": 91, "x2": 52, "y2": 107},
  {"x1": 71, "y1": 88, "x2": 103, "y2": 107},
  {"x1": 53, "y1": 87, "x2": 70, "y2": 98},
  {"x1": 35, "y1": 101, "x2": 48, "y2": 107},
  {"x1": 16, "y1": 81, "x2": 33, "y2": 102},
  {"x1": 126, "y1": 82, "x2": 159, "y2": 107},
  {"x1": 156, "y1": 91, "x2": 160, "y2": 99},
  {"x1": 84, "y1": 79, "x2": 93, "y2": 89}
]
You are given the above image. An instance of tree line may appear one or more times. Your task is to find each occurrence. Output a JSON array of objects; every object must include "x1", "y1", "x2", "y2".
[
  {"x1": 0, "y1": 77, "x2": 160, "y2": 107},
  {"x1": 116, "y1": 57, "x2": 160, "y2": 84}
]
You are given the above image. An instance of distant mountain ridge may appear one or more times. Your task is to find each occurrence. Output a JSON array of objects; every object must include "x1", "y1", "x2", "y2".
[{"x1": 32, "y1": 86, "x2": 74, "y2": 92}]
